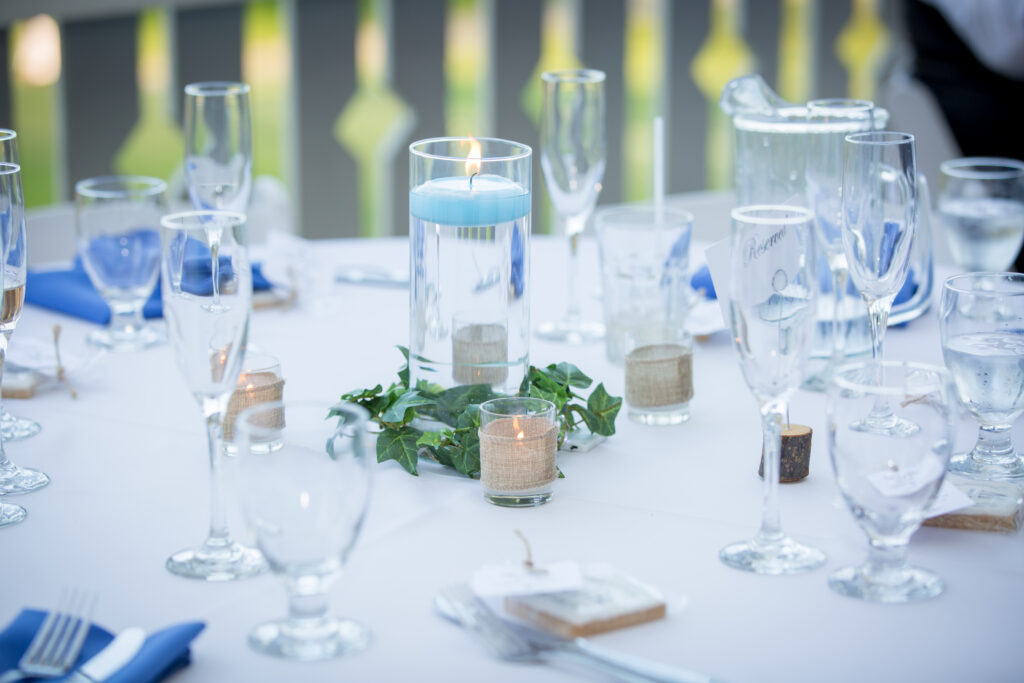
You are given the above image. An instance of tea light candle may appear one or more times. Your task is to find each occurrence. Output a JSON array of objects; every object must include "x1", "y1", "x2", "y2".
[
  {"x1": 479, "y1": 398, "x2": 557, "y2": 507},
  {"x1": 222, "y1": 354, "x2": 285, "y2": 442},
  {"x1": 452, "y1": 320, "x2": 508, "y2": 385}
]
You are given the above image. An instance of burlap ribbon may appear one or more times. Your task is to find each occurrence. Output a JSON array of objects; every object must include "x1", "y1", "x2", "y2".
[
  {"x1": 452, "y1": 322, "x2": 508, "y2": 385},
  {"x1": 222, "y1": 372, "x2": 285, "y2": 441},
  {"x1": 624, "y1": 343, "x2": 693, "y2": 408},
  {"x1": 480, "y1": 416, "x2": 557, "y2": 492}
]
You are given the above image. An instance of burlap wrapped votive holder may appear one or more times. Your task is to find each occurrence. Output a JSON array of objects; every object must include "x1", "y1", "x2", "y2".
[
  {"x1": 624, "y1": 337, "x2": 693, "y2": 425},
  {"x1": 479, "y1": 398, "x2": 557, "y2": 507},
  {"x1": 452, "y1": 321, "x2": 509, "y2": 385},
  {"x1": 222, "y1": 371, "x2": 285, "y2": 441}
]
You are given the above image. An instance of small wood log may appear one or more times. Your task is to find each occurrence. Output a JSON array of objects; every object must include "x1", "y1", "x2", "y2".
[{"x1": 759, "y1": 423, "x2": 812, "y2": 483}]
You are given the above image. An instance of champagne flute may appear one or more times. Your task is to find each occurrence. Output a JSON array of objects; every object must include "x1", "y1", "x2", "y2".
[
  {"x1": 161, "y1": 210, "x2": 263, "y2": 580},
  {"x1": 536, "y1": 69, "x2": 606, "y2": 344},
  {"x1": 827, "y1": 361, "x2": 954, "y2": 602},
  {"x1": 235, "y1": 401, "x2": 373, "y2": 660},
  {"x1": 720, "y1": 205, "x2": 825, "y2": 575},
  {"x1": 75, "y1": 176, "x2": 167, "y2": 351},
  {"x1": 0, "y1": 128, "x2": 40, "y2": 441},
  {"x1": 940, "y1": 273, "x2": 1024, "y2": 480},
  {"x1": 804, "y1": 99, "x2": 874, "y2": 385},
  {"x1": 0, "y1": 162, "x2": 49, "y2": 510},
  {"x1": 184, "y1": 82, "x2": 253, "y2": 213},
  {"x1": 841, "y1": 131, "x2": 918, "y2": 436}
]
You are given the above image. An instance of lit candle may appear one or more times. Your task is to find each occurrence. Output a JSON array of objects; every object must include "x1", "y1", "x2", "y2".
[
  {"x1": 478, "y1": 398, "x2": 557, "y2": 507},
  {"x1": 222, "y1": 355, "x2": 285, "y2": 442}
]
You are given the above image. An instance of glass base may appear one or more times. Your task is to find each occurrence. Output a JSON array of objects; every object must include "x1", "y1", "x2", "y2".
[
  {"x1": 720, "y1": 536, "x2": 826, "y2": 575},
  {"x1": 1, "y1": 411, "x2": 41, "y2": 441},
  {"x1": 485, "y1": 491, "x2": 552, "y2": 507},
  {"x1": 828, "y1": 564, "x2": 943, "y2": 603},
  {"x1": 628, "y1": 403, "x2": 690, "y2": 426},
  {"x1": 0, "y1": 501, "x2": 26, "y2": 527},
  {"x1": 535, "y1": 319, "x2": 604, "y2": 344},
  {"x1": 249, "y1": 617, "x2": 370, "y2": 661},
  {"x1": 850, "y1": 413, "x2": 919, "y2": 437},
  {"x1": 948, "y1": 451, "x2": 1024, "y2": 480},
  {"x1": 88, "y1": 324, "x2": 166, "y2": 352},
  {"x1": 0, "y1": 466, "x2": 50, "y2": 495},
  {"x1": 166, "y1": 541, "x2": 266, "y2": 581}
]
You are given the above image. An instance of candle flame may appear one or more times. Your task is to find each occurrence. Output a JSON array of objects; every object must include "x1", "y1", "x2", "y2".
[
  {"x1": 513, "y1": 416, "x2": 524, "y2": 440},
  {"x1": 516, "y1": 430, "x2": 525, "y2": 440},
  {"x1": 464, "y1": 136, "x2": 481, "y2": 176},
  {"x1": 245, "y1": 383, "x2": 255, "y2": 391}
]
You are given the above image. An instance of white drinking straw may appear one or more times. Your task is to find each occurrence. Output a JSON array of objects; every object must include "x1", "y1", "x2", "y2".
[{"x1": 653, "y1": 115, "x2": 665, "y2": 229}]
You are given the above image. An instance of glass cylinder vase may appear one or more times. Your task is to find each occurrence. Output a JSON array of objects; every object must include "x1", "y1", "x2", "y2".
[{"x1": 409, "y1": 137, "x2": 531, "y2": 394}]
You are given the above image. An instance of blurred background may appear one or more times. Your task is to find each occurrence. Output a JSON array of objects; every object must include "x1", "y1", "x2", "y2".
[{"x1": 0, "y1": 0, "x2": 932, "y2": 240}]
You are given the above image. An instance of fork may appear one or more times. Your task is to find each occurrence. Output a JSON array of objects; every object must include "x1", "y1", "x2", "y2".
[
  {"x1": 436, "y1": 583, "x2": 728, "y2": 683},
  {"x1": 0, "y1": 589, "x2": 96, "y2": 683}
]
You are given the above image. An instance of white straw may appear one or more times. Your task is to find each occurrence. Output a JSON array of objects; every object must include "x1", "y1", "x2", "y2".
[{"x1": 653, "y1": 115, "x2": 665, "y2": 228}]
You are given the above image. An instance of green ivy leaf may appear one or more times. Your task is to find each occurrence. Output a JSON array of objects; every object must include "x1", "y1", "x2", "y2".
[
  {"x1": 340, "y1": 384, "x2": 383, "y2": 402},
  {"x1": 376, "y1": 427, "x2": 423, "y2": 475},
  {"x1": 397, "y1": 346, "x2": 410, "y2": 388},
  {"x1": 528, "y1": 383, "x2": 561, "y2": 405},
  {"x1": 545, "y1": 362, "x2": 593, "y2": 389},
  {"x1": 380, "y1": 391, "x2": 437, "y2": 424},
  {"x1": 415, "y1": 429, "x2": 449, "y2": 449},
  {"x1": 582, "y1": 383, "x2": 622, "y2": 436},
  {"x1": 433, "y1": 384, "x2": 497, "y2": 426}
]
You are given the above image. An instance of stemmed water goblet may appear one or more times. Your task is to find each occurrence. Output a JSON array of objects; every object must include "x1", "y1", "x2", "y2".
[
  {"x1": 827, "y1": 360, "x2": 955, "y2": 602},
  {"x1": 804, "y1": 99, "x2": 874, "y2": 387},
  {"x1": 184, "y1": 82, "x2": 253, "y2": 213},
  {"x1": 719, "y1": 205, "x2": 825, "y2": 574},
  {"x1": 536, "y1": 69, "x2": 606, "y2": 343},
  {"x1": 160, "y1": 210, "x2": 263, "y2": 579},
  {"x1": 234, "y1": 400, "x2": 373, "y2": 660},
  {"x1": 940, "y1": 273, "x2": 1024, "y2": 480},
  {"x1": 841, "y1": 131, "x2": 918, "y2": 436},
  {"x1": 937, "y1": 157, "x2": 1024, "y2": 272},
  {"x1": 1, "y1": 162, "x2": 49, "y2": 525},
  {"x1": 0, "y1": 128, "x2": 40, "y2": 442},
  {"x1": 75, "y1": 176, "x2": 167, "y2": 351}
]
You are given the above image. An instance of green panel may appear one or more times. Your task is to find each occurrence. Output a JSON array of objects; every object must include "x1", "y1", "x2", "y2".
[{"x1": 243, "y1": 0, "x2": 290, "y2": 181}]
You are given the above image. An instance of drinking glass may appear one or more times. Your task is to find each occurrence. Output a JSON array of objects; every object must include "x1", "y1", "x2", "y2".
[
  {"x1": 719, "y1": 205, "x2": 825, "y2": 574},
  {"x1": 937, "y1": 157, "x2": 1024, "y2": 272},
  {"x1": 842, "y1": 131, "x2": 918, "y2": 436},
  {"x1": 235, "y1": 401, "x2": 372, "y2": 660},
  {"x1": 940, "y1": 273, "x2": 1024, "y2": 479},
  {"x1": 827, "y1": 361, "x2": 955, "y2": 602},
  {"x1": 184, "y1": 82, "x2": 252, "y2": 213},
  {"x1": 804, "y1": 99, "x2": 874, "y2": 387},
  {"x1": 0, "y1": 162, "x2": 49, "y2": 507},
  {"x1": 536, "y1": 69, "x2": 606, "y2": 344},
  {"x1": 161, "y1": 210, "x2": 263, "y2": 580},
  {"x1": 75, "y1": 176, "x2": 167, "y2": 351},
  {"x1": 0, "y1": 128, "x2": 40, "y2": 442}
]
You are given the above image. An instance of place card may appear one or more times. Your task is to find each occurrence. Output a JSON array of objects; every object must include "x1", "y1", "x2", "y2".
[
  {"x1": 924, "y1": 480, "x2": 975, "y2": 518},
  {"x1": 867, "y1": 458, "x2": 945, "y2": 497},
  {"x1": 470, "y1": 561, "x2": 583, "y2": 598}
]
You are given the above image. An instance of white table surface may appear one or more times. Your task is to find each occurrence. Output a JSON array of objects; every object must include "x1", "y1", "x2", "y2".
[{"x1": 2, "y1": 233, "x2": 1022, "y2": 683}]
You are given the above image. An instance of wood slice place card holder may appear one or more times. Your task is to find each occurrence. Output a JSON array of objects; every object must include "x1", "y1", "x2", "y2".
[
  {"x1": 478, "y1": 398, "x2": 557, "y2": 507},
  {"x1": 759, "y1": 423, "x2": 812, "y2": 482}
]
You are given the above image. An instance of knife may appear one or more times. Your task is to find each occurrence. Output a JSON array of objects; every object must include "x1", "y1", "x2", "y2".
[{"x1": 65, "y1": 627, "x2": 146, "y2": 683}]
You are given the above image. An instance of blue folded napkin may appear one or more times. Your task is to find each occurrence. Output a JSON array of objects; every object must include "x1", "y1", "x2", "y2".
[
  {"x1": 26, "y1": 259, "x2": 272, "y2": 325},
  {"x1": 0, "y1": 609, "x2": 204, "y2": 683}
]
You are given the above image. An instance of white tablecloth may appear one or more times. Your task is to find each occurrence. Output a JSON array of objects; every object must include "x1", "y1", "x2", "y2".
[{"x1": 3, "y1": 234, "x2": 1022, "y2": 683}]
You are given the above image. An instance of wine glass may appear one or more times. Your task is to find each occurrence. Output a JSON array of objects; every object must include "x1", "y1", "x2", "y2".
[
  {"x1": 536, "y1": 69, "x2": 606, "y2": 344},
  {"x1": 160, "y1": 209, "x2": 263, "y2": 580},
  {"x1": 719, "y1": 205, "x2": 825, "y2": 575},
  {"x1": 235, "y1": 400, "x2": 372, "y2": 660},
  {"x1": 184, "y1": 82, "x2": 253, "y2": 213},
  {"x1": 827, "y1": 360, "x2": 955, "y2": 602},
  {"x1": 937, "y1": 157, "x2": 1024, "y2": 272},
  {"x1": 841, "y1": 131, "x2": 918, "y2": 436},
  {"x1": 0, "y1": 162, "x2": 49, "y2": 510},
  {"x1": 75, "y1": 176, "x2": 167, "y2": 351},
  {"x1": 0, "y1": 128, "x2": 40, "y2": 442},
  {"x1": 804, "y1": 99, "x2": 874, "y2": 385},
  {"x1": 940, "y1": 273, "x2": 1024, "y2": 480}
]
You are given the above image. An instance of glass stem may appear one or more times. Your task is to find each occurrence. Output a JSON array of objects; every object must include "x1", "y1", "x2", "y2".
[
  {"x1": 971, "y1": 423, "x2": 1016, "y2": 464},
  {"x1": 867, "y1": 539, "x2": 910, "y2": 586},
  {"x1": 109, "y1": 303, "x2": 146, "y2": 337},
  {"x1": 830, "y1": 265, "x2": 849, "y2": 370},
  {"x1": 866, "y1": 295, "x2": 894, "y2": 417},
  {"x1": 201, "y1": 397, "x2": 232, "y2": 551},
  {"x1": 285, "y1": 589, "x2": 330, "y2": 633},
  {"x1": 564, "y1": 214, "x2": 586, "y2": 324},
  {"x1": 756, "y1": 398, "x2": 786, "y2": 546},
  {"x1": 0, "y1": 331, "x2": 11, "y2": 472}
]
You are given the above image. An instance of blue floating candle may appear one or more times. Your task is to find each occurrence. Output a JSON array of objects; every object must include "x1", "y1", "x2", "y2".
[{"x1": 410, "y1": 173, "x2": 530, "y2": 227}]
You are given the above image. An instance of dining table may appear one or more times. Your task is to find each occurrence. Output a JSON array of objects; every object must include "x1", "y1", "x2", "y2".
[{"x1": 2, "y1": 204, "x2": 1022, "y2": 683}]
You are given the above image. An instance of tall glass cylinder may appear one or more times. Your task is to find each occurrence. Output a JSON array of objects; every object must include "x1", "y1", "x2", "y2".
[{"x1": 409, "y1": 137, "x2": 531, "y2": 395}]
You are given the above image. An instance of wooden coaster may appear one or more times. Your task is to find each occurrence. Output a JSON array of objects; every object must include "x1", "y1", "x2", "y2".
[{"x1": 759, "y1": 423, "x2": 812, "y2": 482}]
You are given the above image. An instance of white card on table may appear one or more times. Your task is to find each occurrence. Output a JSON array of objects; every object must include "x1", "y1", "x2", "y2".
[
  {"x1": 470, "y1": 561, "x2": 583, "y2": 598},
  {"x1": 867, "y1": 458, "x2": 946, "y2": 498},
  {"x1": 925, "y1": 480, "x2": 976, "y2": 519}
]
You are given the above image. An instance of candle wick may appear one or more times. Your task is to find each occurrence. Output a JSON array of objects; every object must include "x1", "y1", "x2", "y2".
[{"x1": 469, "y1": 171, "x2": 478, "y2": 189}]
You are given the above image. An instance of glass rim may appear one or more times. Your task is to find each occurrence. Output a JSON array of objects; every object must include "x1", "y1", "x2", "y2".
[
  {"x1": 845, "y1": 131, "x2": 914, "y2": 146},
  {"x1": 236, "y1": 400, "x2": 369, "y2": 443},
  {"x1": 184, "y1": 81, "x2": 251, "y2": 97},
  {"x1": 541, "y1": 68, "x2": 606, "y2": 84},
  {"x1": 595, "y1": 203, "x2": 694, "y2": 227},
  {"x1": 160, "y1": 209, "x2": 246, "y2": 230},
  {"x1": 807, "y1": 98, "x2": 874, "y2": 114},
  {"x1": 0, "y1": 129, "x2": 15, "y2": 141},
  {"x1": 939, "y1": 156, "x2": 1024, "y2": 180},
  {"x1": 75, "y1": 175, "x2": 167, "y2": 199},
  {"x1": 731, "y1": 204, "x2": 813, "y2": 225},
  {"x1": 479, "y1": 396, "x2": 556, "y2": 419},
  {"x1": 831, "y1": 360, "x2": 950, "y2": 396},
  {"x1": 0, "y1": 161, "x2": 21, "y2": 176},
  {"x1": 409, "y1": 136, "x2": 531, "y2": 163},
  {"x1": 943, "y1": 271, "x2": 1024, "y2": 296}
]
